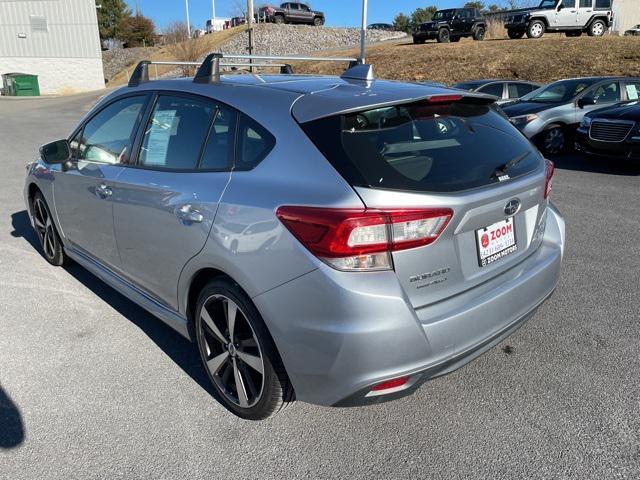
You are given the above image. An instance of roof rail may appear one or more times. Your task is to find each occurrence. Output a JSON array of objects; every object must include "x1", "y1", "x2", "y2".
[{"x1": 128, "y1": 52, "x2": 368, "y2": 87}]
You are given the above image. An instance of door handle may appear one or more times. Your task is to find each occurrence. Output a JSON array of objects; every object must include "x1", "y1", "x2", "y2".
[
  {"x1": 95, "y1": 183, "x2": 112, "y2": 199},
  {"x1": 175, "y1": 204, "x2": 204, "y2": 224}
]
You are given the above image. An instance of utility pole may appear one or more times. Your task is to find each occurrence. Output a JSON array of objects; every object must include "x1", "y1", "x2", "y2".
[
  {"x1": 247, "y1": 0, "x2": 255, "y2": 71},
  {"x1": 360, "y1": 0, "x2": 368, "y2": 64},
  {"x1": 212, "y1": 0, "x2": 216, "y2": 31},
  {"x1": 185, "y1": 0, "x2": 191, "y2": 38}
]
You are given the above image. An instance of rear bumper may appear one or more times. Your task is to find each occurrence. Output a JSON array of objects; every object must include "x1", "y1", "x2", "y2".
[
  {"x1": 253, "y1": 204, "x2": 565, "y2": 407},
  {"x1": 575, "y1": 129, "x2": 640, "y2": 159}
]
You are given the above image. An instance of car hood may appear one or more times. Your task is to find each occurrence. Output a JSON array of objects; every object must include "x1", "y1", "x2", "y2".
[
  {"x1": 501, "y1": 101, "x2": 556, "y2": 117},
  {"x1": 586, "y1": 101, "x2": 640, "y2": 121}
]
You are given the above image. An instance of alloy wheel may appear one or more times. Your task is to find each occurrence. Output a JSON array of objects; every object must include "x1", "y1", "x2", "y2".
[
  {"x1": 543, "y1": 128, "x2": 565, "y2": 155},
  {"x1": 33, "y1": 197, "x2": 57, "y2": 260},
  {"x1": 198, "y1": 294, "x2": 265, "y2": 408}
]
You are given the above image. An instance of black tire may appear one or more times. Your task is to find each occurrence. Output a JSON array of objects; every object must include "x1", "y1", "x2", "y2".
[
  {"x1": 194, "y1": 278, "x2": 294, "y2": 420},
  {"x1": 588, "y1": 19, "x2": 606, "y2": 37},
  {"x1": 508, "y1": 29, "x2": 525, "y2": 39},
  {"x1": 450, "y1": 35, "x2": 461, "y2": 42},
  {"x1": 526, "y1": 19, "x2": 546, "y2": 39},
  {"x1": 473, "y1": 26, "x2": 486, "y2": 41},
  {"x1": 537, "y1": 125, "x2": 566, "y2": 156},
  {"x1": 31, "y1": 191, "x2": 66, "y2": 266},
  {"x1": 274, "y1": 14, "x2": 284, "y2": 24},
  {"x1": 566, "y1": 31, "x2": 582, "y2": 37},
  {"x1": 313, "y1": 16, "x2": 323, "y2": 26},
  {"x1": 437, "y1": 28, "x2": 450, "y2": 43}
]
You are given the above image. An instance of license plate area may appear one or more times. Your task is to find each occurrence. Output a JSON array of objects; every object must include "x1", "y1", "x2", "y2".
[{"x1": 475, "y1": 217, "x2": 517, "y2": 267}]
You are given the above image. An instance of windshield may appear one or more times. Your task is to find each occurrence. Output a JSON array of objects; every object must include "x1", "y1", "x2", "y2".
[
  {"x1": 521, "y1": 78, "x2": 599, "y2": 103},
  {"x1": 538, "y1": 0, "x2": 558, "y2": 8},
  {"x1": 300, "y1": 100, "x2": 542, "y2": 193},
  {"x1": 432, "y1": 10, "x2": 455, "y2": 20}
]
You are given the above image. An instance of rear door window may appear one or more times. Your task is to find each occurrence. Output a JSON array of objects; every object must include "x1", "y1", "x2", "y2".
[
  {"x1": 477, "y1": 83, "x2": 504, "y2": 98},
  {"x1": 138, "y1": 94, "x2": 214, "y2": 170},
  {"x1": 200, "y1": 105, "x2": 237, "y2": 170},
  {"x1": 300, "y1": 100, "x2": 542, "y2": 193}
]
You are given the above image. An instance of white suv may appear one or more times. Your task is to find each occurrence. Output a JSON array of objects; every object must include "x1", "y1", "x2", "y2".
[{"x1": 504, "y1": 0, "x2": 613, "y2": 39}]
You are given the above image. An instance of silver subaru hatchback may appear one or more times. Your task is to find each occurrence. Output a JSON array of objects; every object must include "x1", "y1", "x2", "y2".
[{"x1": 24, "y1": 60, "x2": 565, "y2": 420}]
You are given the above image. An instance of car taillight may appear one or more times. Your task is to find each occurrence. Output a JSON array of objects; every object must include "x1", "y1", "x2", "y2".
[
  {"x1": 544, "y1": 159, "x2": 554, "y2": 199},
  {"x1": 276, "y1": 206, "x2": 452, "y2": 271}
]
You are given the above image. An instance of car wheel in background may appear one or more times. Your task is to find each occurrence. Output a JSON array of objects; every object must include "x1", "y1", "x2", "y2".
[
  {"x1": 538, "y1": 126, "x2": 566, "y2": 156},
  {"x1": 437, "y1": 28, "x2": 451, "y2": 43},
  {"x1": 566, "y1": 31, "x2": 582, "y2": 37},
  {"x1": 508, "y1": 29, "x2": 525, "y2": 39},
  {"x1": 274, "y1": 14, "x2": 284, "y2": 24},
  {"x1": 588, "y1": 20, "x2": 606, "y2": 37},
  {"x1": 313, "y1": 16, "x2": 323, "y2": 26},
  {"x1": 31, "y1": 191, "x2": 67, "y2": 266},
  {"x1": 473, "y1": 26, "x2": 486, "y2": 41},
  {"x1": 195, "y1": 278, "x2": 294, "y2": 420},
  {"x1": 527, "y1": 20, "x2": 546, "y2": 39}
]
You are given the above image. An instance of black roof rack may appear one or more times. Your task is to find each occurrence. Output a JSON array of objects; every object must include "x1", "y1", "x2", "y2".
[{"x1": 127, "y1": 52, "x2": 368, "y2": 87}]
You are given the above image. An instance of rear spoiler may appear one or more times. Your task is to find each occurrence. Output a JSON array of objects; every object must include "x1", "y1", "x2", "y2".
[{"x1": 292, "y1": 88, "x2": 499, "y2": 124}]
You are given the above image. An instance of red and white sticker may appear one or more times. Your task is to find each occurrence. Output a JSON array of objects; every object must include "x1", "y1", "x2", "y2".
[{"x1": 476, "y1": 217, "x2": 517, "y2": 267}]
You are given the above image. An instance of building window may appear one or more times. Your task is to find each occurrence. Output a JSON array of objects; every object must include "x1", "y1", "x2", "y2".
[{"x1": 30, "y1": 15, "x2": 48, "y2": 32}]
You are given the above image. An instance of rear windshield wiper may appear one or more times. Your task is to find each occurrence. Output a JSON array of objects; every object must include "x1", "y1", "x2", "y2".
[{"x1": 493, "y1": 151, "x2": 530, "y2": 179}]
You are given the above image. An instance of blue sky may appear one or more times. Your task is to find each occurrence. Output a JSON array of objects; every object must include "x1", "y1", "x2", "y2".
[{"x1": 129, "y1": 1, "x2": 469, "y2": 30}]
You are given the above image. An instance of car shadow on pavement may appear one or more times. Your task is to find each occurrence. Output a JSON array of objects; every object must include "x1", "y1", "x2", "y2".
[
  {"x1": 10, "y1": 210, "x2": 218, "y2": 402},
  {"x1": 553, "y1": 153, "x2": 640, "y2": 176},
  {"x1": 0, "y1": 385, "x2": 25, "y2": 449}
]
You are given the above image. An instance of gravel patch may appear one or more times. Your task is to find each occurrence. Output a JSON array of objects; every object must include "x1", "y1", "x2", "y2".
[
  {"x1": 214, "y1": 23, "x2": 406, "y2": 57},
  {"x1": 102, "y1": 47, "x2": 151, "y2": 81}
]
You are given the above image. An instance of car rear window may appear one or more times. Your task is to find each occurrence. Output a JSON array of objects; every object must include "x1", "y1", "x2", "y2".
[{"x1": 300, "y1": 100, "x2": 542, "y2": 193}]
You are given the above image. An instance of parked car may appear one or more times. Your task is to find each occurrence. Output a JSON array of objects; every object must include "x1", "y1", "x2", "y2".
[
  {"x1": 26, "y1": 58, "x2": 564, "y2": 420},
  {"x1": 413, "y1": 8, "x2": 486, "y2": 43},
  {"x1": 504, "y1": 0, "x2": 613, "y2": 39},
  {"x1": 624, "y1": 24, "x2": 640, "y2": 36},
  {"x1": 501, "y1": 76, "x2": 640, "y2": 155},
  {"x1": 368, "y1": 23, "x2": 394, "y2": 31},
  {"x1": 259, "y1": 2, "x2": 325, "y2": 26},
  {"x1": 453, "y1": 79, "x2": 542, "y2": 105},
  {"x1": 575, "y1": 98, "x2": 640, "y2": 159}
]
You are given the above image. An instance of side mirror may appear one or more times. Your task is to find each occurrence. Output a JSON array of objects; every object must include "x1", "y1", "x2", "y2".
[
  {"x1": 39, "y1": 139, "x2": 71, "y2": 164},
  {"x1": 577, "y1": 97, "x2": 596, "y2": 109}
]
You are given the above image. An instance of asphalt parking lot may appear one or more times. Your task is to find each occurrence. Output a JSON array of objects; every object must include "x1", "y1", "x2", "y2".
[{"x1": 1, "y1": 92, "x2": 639, "y2": 479}]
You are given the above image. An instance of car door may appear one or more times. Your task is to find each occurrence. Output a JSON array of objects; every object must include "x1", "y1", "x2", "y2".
[
  {"x1": 575, "y1": 80, "x2": 621, "y2": 123},
  {"x1": 555, "y1": 0, "x2": 577, "y2": 27},
  {"x1": 112, "y1": 92, "x2": 236, "y2": 310},
  {"x1": 53, "y1": 94, "x2": 149, "y2": 269},
  {"x1": 576, "y1": 0, "x2": 594, "y2": 25},
  {"x1": 299, "y1": 3, "x2": 313, "y2": 23},
  {"x1": 451, "y1": 10, "x2": 465, "y2": 33}
]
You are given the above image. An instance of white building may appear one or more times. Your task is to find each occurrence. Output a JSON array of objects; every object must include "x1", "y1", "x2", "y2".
[
  {"x1": 0, "y1": 0, "x2": 105, "y2": 95},
  {"x1": 611, "y1": 0, "x2": 640, "y2": 34}
]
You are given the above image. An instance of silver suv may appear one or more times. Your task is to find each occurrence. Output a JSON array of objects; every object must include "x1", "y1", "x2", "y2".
[
  {"x1": 25, "y1": 55, "x2": 565, "y2": 420},
  {"x1": 502, "y1": 76, "x2": 640, "y2": 155},
  {"x1": 504, "y1": 0, "x2": 613, "y2": 39}
]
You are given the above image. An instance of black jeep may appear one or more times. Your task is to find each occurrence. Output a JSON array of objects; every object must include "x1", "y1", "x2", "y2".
[{"x1": 413, "y1": 8, "x2": 486, "y2": 44}]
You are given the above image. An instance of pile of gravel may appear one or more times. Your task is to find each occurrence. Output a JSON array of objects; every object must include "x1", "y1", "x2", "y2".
[
  {"x1": 215, "y1": 23, "x2": 406, "y2": 57},
  {"x1": 102, "y1": 47, "x2": 149, "y2": 81}
]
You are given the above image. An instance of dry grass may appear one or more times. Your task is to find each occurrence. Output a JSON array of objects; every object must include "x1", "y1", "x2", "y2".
[
  {"x1": 107, "y1": 27, "x2": 244, "y2": 87},
  {"x1": 294, "y1": 35, "x2": 640, "y2": 85}
]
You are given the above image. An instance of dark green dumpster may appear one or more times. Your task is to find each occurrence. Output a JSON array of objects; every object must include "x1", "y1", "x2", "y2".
[{"x1": 2, "y1": 73, "x2": 40, "y2": 96}]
